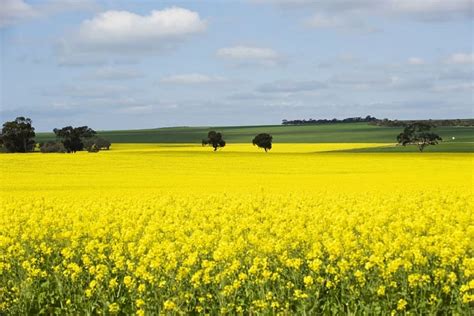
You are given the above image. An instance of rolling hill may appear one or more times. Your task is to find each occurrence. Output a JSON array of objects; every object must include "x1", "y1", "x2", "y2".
[{"x1": 35, "y1": 123, "x2": 474, "y2": 152}]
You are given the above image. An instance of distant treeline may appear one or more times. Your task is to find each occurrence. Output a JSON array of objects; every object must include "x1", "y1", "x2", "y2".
[
  {"x1": 282, "y1": 116, "x2": 474, "y2": 127},
  {"x1": 369, "y1": 118, "x2": 474, "y2": 127},
  {"x1": 282, "y1": 115, "x2": 377, "y2": 125}
]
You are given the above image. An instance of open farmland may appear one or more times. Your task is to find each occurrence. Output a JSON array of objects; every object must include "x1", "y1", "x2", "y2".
[
  {"x1": 35, "y1": 123, "x2": 474, "y2": 153},
  {"x1": 1, "y1": 144, "x2": 473, "y2": 314}
]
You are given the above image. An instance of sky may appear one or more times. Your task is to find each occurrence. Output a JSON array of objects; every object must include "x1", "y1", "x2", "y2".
[{"x1": 0, "y1": 0, "x2": 473, "y2": 131}]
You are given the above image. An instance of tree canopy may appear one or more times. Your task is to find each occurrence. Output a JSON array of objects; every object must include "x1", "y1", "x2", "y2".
[
  {"x1": 397, "y1": 122, "x2": 442, "y2": 152},
  {"x1": 0, "y1": 117, "x2": 36, "y2": 153},
  {"x1": 202, "y1": 131, "x2": 226, "y2": 151},
  {"x1": 53, "y1": 126, "x2": 96, "y2": 153},
  {"x1": 252, "y1": 133, "x2": 273, "y2": 152},
  {"x1": 83, "y1": 137, "x2": 111, "y2": 151}
]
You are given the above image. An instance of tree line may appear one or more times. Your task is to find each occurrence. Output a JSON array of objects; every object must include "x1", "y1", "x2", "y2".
[
  {"x1": 282, "y1": 116, "x2": 473, "y2": 127},
  {"x1": 0, "y1": 117, "x2": 111, "y2": 153},
  {"x1": 282, "y1": 115, "x2": 378, "y2": 125},
  {"x1": 0, "y1": 116, "x2": 442, "y2": 153},
  {"x1": 369, "y1": 118, "x2": 474, "y2": 127}
]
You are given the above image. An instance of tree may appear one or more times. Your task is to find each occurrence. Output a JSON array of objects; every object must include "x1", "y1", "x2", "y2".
[
  {"x1": 397, "y1": 122, "x2": 442, "y2": 152},
  {"x1": 202, "y1": 131, "x2": 226, "y2": 151},
  {"x1": 39, "y1": 141, "x2": 66, "y2": 153},
  {"x1": 83, "y1": 137, "x2": 112, "y2": 152},
  {"x1": 94, "y1": 137, "x2": 111, "y2": 150},
  {"x1": 252, "y1": 133, "x2": 273, "y2": 152},
  {"x1": 0, "y1": 117, "x2": 36, "y2": 153},
  {"x1": 53, "y1": 126, "x2": 96, "y2": 153}
]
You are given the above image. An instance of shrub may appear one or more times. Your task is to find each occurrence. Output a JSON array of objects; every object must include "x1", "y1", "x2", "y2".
[{"x1": 40, "y1": 141, "x2": 66, "y2": 153}]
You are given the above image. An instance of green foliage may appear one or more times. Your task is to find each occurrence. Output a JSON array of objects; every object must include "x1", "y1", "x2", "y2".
[
  {"x1": 83, "y1": 137, "x2": 112, "y2": 153},
  {"x1": 252, "y1": 133, "x2": 273, "y2": 152},
  {"x1": 93, "y1": 137, "x2": 111, "y2": 150},
  {"x1": 202, "y1": 131, "x2": 226, "y2": 151},
  {"x1": 397, "y1": 122, "x2": 442, "y2": 152},
  {"x1": 39, "y1": 141, "x2": 66, "y2": 153},
  {"x1": 87, "y1": 144, "x2": 100, "y2": 153},
  {"x1": 0, "y1": 117, "x2": 36, "y2": 153},
  {"x1": 53, "y1": 126, "x2": 96, "y2": 153}
]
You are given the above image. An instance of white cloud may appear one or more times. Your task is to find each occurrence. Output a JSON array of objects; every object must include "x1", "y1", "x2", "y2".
[
  {"x1": 305, "y1": 14, "x2": 377, "y2": 32},
  {"x1": 77, "y1": 8, "x2": 206, "y2": 48},
  {"x1": 258, "y1": 80, "x2": 326, "y2": 93},
  {"x1": 217, "y1": 46, "x2": 282, "y2": 66},
  {"x1": 255, "y1": 0, "x2": 473, "y2": 22},
  {"x1": 118, "y1": 105, "x2": 154, "y2": 114},
  {"x1": 40, "y1": 0, "x2": 98, "y2": 16},
  {"x1": 43, "y1": 84, "x2": 131, "y2": 99},
  {"x1": 306, "y1": 14, "x2": 345, "y2": 28},
  {"x1": 388, "y1": 0, "x2": 473, "y2": 20},
  {"x1": 331, "y1": 73, "x2": 394, "y2": 89},
  {"x1": 160, "y1": 73, "x2": 227, "y2": 84},
  {"x1": 445, "y1": 53, "x2": 474, "y2": 64},
  {"x1": 407, "y1": 57, "x2": 425, "y2": 65},
  {"x1": 438, "y1": 69, "x2": 473, "y2": 81},
  {"x1": 0, "y1": 0, "x2": 97, "y2": 28},
  {"x1": 87, "y1": 67, "x2": 144, "y2": 80},
  {"x1": 227, "y1": 92, "x2": 280, "y2": 101},
  {"x1": 432, "y1": 82, "x2": 474, "y2": 92},
  {"x1": 0, "y1": 0, "x2": 37, "y2": 27},
  {"x1": 59, "y1": 7, "x2": 206, "y2": 64}
]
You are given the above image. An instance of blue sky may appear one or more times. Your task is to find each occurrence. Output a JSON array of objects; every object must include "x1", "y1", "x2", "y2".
[{"x1": 1, "y1": 0, "x2": 473, "y2": 131}]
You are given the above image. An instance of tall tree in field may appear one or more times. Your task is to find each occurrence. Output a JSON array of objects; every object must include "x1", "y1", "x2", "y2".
[
  {"x1": 0, "y1": 117, "x2": 36, "y2": 153},
  {"x1": 252, "y1": 133, "x2": 273, "y2": 152},
  {"x1": 53, "y1": 126, "x2": 96, "y2": 153},
  {"x1": 202, "y1": 131, "x2": 226, "y2": 151},
  {"x1": 397, "y1": 122, "x2": 442, "y2": 152}
]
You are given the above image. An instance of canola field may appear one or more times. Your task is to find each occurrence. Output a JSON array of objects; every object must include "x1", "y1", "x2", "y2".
[{"x1": 0, "y1": 143, "x2": 473, "y2": 315}]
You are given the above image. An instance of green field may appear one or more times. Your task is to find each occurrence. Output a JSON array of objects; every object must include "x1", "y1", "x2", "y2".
[{"x1": 36, "y1": 123, "x2": 474, "y2": 152}]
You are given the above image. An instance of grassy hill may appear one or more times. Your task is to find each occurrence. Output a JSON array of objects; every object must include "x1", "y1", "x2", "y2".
[{"x1": 36, "y1": 123, "x2": 474, "y2": 152}]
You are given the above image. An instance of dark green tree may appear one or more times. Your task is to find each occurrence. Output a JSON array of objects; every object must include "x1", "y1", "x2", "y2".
[
  {"x1": 202, "y1": 131, "x2": 226, "y2": 151},
  {"x1": 252, "y1": 133, "x2": 273, "y2": 152},
  {"x1": 0, "y1": 117, "x2": 36, "y2": 153},
  {"x1": 397, "y1": 122, "x2": 442, "y2": 152},
  {"x1": 53, "y1": 126, "x2": 96, "y2": 153},
  {"x1": 94, "y1": 137, "x2": 111, "y2": 150},
  {"x1": 39, "y1": 141, "x2": 66, "y2": 153},
  {"x1": 83, "y1": 137, "x2": 111, "y2": 152}
]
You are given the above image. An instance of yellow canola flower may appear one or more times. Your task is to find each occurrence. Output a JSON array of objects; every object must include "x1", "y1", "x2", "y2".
[
  {"x1": 108, "y1": 302, "x2": 120, "y2": 313},
  {"x1": 0, "y1": 144, "x2": 472, "y2": 314},
  {"x1": 397, "y1": 299, "x2": 408, "y2": 311}
]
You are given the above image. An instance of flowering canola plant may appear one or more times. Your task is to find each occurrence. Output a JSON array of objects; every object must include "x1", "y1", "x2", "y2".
[{"x1": 0, "y1": 144, "x2": 473, "y2": 314}]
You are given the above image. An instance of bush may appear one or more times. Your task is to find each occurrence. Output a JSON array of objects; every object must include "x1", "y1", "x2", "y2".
[
  {"x1": 83, "y1": 137, "x2": 112, "y2": 152},
  {"x1": 94, "y1": 137, "x2": 111, "y2": 150},
  {"x1": 40, "y1": 141, "x2": 66, "y2": 153},
  {"x1": 86, "y1": 144, "x2": 100, "y2": 153}
]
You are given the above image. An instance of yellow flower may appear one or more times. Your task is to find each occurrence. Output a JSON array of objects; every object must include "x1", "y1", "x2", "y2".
[
  {"x1": 397, "y1": 299, "x2": 407, "y2": 311},
  {"x1": 109, "y1": 278, "x2": 118, "y2": 289},
  {"x1": 303, "y1": 275, "x2": 314, "y2": 287},
  {"x1": 108, "y1": 302, "x2": 120, "y2": 313},
  {"x1": 124, "y1": 276, "x2": 133, "y2": 288},
  {"x1": 377, "y1": 285, "x2": 385, "y2": 296},
  {"x1": 163, "y1": 300, "x2": 176, "y2": 311}
]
